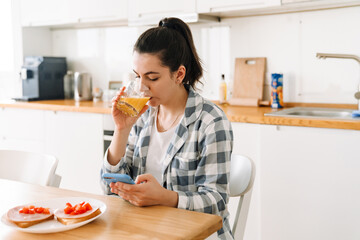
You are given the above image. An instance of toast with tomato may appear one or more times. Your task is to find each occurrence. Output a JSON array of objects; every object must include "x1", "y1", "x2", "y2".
[
  {"x1": 54, "y1": 202, "x2": 101, "y2": 225},
  {"x1": 7, "y1": 205, "x2": 54, "y2": 228}
]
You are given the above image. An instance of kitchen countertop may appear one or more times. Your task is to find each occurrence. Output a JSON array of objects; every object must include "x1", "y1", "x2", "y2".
[
  {"x1": 1, "y1": 100, "x2": 359, "y2": 130},
  {"x1": 0, "y1": 99, "x2": 112, "y2": 114}
]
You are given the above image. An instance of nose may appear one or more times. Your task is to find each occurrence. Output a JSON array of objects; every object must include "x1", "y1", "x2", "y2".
[{"x1": 139, "y1": 79, "x2": 149, "y2": 91}]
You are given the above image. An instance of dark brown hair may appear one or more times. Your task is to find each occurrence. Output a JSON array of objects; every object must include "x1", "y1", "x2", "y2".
[{"x1": 133, "y1": 17, "x2": 203, "y2": 88}]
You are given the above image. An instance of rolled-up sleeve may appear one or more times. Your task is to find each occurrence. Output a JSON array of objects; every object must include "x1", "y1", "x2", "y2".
[{"x1": 100, "y1": 125, "x2": 138, "y2": 194}]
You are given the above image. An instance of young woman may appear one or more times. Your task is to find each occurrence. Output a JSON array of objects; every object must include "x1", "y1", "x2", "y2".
[{"x1": 101, "y1": 17, "x2": 234, "y2": 239}]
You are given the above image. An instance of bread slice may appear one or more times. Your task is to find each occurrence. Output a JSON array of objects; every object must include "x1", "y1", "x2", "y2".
[
  {"x1": 7, "y1": 206, "x2": 54, "y2": 228},
  {"x1": 55, "y1": 208, "x2": 101, "y2": 225}
]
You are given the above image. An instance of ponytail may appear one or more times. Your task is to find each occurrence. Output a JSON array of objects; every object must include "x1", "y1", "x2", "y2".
[{"x1": 134, "y1": 17, "x2": 203, "y2": 88}]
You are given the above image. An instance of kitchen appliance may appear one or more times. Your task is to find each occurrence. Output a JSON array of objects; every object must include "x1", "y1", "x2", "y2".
[
  {"x1": 103, "y1": 114, "x2": 115, "y2": 154},
  {"x1": 63, "y1": 71, "x2": 74, "y2": 99},
  {"x1": 16, "y1": 56, "x2": 67, "y2": 101},
  {"x1": 74, "y1": 72, "x2": 92, "y2": 101}
]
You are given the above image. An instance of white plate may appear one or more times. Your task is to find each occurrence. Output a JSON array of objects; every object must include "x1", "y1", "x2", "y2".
[{"x1": 1, "y1": 197, "x2": 106, "y2": 233}]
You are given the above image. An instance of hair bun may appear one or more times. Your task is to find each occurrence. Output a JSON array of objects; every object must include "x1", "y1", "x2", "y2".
[{"x1": 159, "y1": 18, "x2": 175, "y2": 29}]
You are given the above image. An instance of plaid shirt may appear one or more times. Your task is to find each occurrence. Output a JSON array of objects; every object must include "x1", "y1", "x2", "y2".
[{"x1": 101, "y1": 86, "x2": 234, "y2": 239}]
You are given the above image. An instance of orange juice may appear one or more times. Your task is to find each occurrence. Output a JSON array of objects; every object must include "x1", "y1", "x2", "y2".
[{"x1": 116, "y1": 97, "x2": 150, "y2": 117}]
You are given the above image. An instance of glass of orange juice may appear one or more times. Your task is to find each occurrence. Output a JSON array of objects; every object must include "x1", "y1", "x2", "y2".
[{"x1": 116, "y1": 80, "x2": 150, "y2": 117}]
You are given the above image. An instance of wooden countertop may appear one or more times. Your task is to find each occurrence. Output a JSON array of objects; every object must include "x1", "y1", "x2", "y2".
[
  {"x1": 218, "y1": 103, "x2": 360, "y2": 130},
  {"x1": 1, "y1": 100, "x2": 359, "y2": 130},
  {"x1": 0, "y1": 99, "x2": 112, "y2": 114},
  {"x1": 0, "y1": 179, "x2": 222, "y2": 239}
]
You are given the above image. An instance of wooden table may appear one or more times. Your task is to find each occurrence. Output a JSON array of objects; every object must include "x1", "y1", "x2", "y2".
[{"x1": 0, "y1": 179, "x2": 222, "y2": 240}]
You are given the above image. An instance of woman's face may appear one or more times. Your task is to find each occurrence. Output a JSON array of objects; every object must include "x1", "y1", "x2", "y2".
[{"x1": 132, "y1": 51, "x2": 184, "y2": 107}]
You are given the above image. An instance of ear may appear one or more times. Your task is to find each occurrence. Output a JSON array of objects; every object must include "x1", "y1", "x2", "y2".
[{"x1": 175, "y1": 65, "x2": 186, "y2": 84}]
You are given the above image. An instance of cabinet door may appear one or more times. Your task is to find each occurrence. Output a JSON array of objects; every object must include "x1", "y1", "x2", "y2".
[
  {"x1": 197, "y1": 0, "x2": 281, "y2": 13},
  {"x1": 44, "y1": 111, "x2": 103, "y2": 194},
  {"x1": 0, "y1": 108, "x2": 45, "y2": 152},
  {"x1": 20, "y1": 0, "x2": 70, "y2": 26},
  {"x1": 259, "y1": 125, "x2": 360, "y2": 240},
  {"x1": 128, "y1": 0, "x2": 196, "y2": 21},
  {"x1": 280, "y1": 0, "x2": 360, "y2": 11},
  {"x1": 20, "y1": 0, "x2": 127, "y2": 27},
  {"x1": 70, "y1": 0, "x2": 127, "y2": 23},
  {"x1": 230, "y1": 123, "x2": 261, "y2": 240}
]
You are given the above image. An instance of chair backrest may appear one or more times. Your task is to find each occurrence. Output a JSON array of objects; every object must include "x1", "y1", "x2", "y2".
[
  {"x1": 0, "y1": 149, "x2": 61, "y2": 187},
  {"x1": 228, "y1": 154, "x2": 256, "y2": 238}
]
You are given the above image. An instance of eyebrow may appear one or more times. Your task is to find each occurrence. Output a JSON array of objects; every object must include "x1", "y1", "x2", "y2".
[{"x1": 133, "y1": 70, "x2": 160, "y2": 75}]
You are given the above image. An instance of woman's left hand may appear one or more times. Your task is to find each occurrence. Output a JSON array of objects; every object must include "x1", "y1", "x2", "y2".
[{"x1": 109, "y1": 174, "x2": 178, "y2": 207}]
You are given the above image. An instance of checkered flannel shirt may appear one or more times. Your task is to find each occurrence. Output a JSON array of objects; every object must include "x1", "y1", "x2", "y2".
[{"x1": 101, "y1": 86, "x2": 234, "y2": 239}]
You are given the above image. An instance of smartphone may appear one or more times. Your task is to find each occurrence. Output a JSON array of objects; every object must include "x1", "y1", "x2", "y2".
[{"x1": 102, "y1": 173, "x2": 135, "y2": 185}]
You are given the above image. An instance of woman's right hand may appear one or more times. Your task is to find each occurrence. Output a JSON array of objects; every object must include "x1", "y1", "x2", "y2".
[{"x1": 111, "y1": 86, "x2": 149, "y2": 131}]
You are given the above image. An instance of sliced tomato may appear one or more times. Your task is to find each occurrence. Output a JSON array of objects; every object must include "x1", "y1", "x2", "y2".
[
  {"x1": 84, "y1": 203, "x2": 92, "y2": 211},
  {"x1": 35, "y1": 207, "x2": 44, "y2": 213},
  {"x1": 18, "y1": 206, "x2": 50, "y2": 214},
  {"x1": 64, "y1": 206, "x2": 73, "y2": 214},
  {"x1": 63, "y1": 202, "x2": 93, "y2": 215},
  {"x1": 43, "y1": 208, "x2": 50, "y2": 214},
  {"x1": 20, "y1": 207, "x2": 29, "y2": 214}
]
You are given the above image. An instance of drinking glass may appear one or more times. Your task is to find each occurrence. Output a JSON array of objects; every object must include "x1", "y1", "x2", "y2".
[{"x1": 116, "y1": 79, "x2": 150, "y2": 117}]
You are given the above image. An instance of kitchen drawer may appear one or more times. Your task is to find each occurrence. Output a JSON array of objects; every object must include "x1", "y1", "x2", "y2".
[{"x1": 1, "y1": 108, "x2": 45, "y2": 142}]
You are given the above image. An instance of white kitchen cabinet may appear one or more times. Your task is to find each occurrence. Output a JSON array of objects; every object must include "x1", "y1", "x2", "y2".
[
  {"x1": 128, "y1": 0, "x2": 197, "y2": 25},
  {"x1": 0, "y1": 108, "x2": 45, "y2": 152},
  {"x1": 281, "y1": 0, "x2": 360, "y2": 8},
  {"x1": 258, "y1": 125, "x2": 360, "y2": 240},
  {"x1": 231, "y1": 123, "x2": 360, "y2": 240},
  {"x1": 197, "y1": 0, "x2": 281, "y2": 14},
  {"x1": 282, "y1": 0, "x2": 360, "y2": 4},
  {"x1": 44, "y1": 111, "x2": 104, "y2": 194},
  {"x1": 68, "y1": 0, "x2": 127, "y2": 24},
  {"x1": 20, "y1": 0, "x2": 127, "y2": 27},
  {"x1": 230, "y1": 123, "x2": 261, "y2": 240},
  {"x1": 280, "y1": 0, "x2": 360, "y2": 13},
  {"x1": 197, "y1": 0, "x2": 360, "y2": 17},
  {"x1": 20, "y1": 0, "x2": 71, "y2": 27}
]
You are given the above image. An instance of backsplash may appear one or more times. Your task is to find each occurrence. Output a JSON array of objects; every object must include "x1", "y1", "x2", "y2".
[
  {"x1": 20, "y1": 6, "x2": 360, "y2": 104},
  {"x1": 224, "y1": 6, "x2": 360, "y2": 104}
]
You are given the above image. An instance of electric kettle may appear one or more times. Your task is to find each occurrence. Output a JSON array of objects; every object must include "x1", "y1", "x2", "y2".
[{"x1": 74, "y1": 72, "x2": 92, "y2": 101}]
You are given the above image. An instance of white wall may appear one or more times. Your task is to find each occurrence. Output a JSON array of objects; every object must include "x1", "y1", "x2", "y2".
[
  {"x1": 224, "y1": 6, "x2": 360, "y2": 104},
  {"x1": 19, "y1": 6, "x2": 360, "y2": 104},
  {"x1": 51, "y1": 27, "x2": 140, "y2": 91},
  {"x1": 0, "y1": 0, "x2": 22, "y2": 100}
]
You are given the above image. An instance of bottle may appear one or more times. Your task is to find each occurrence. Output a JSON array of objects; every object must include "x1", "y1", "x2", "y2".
[{"x1": 219, "y1": 74, "x2": 227, "y2": 104}]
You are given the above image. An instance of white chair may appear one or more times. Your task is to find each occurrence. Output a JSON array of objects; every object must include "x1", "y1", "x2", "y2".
[
  {"x1": 229, "y1": 154, "x2": 256, "y2": 239},
  {"x1": 0, "y1": 149, "x2": 62, "y2": 187}
]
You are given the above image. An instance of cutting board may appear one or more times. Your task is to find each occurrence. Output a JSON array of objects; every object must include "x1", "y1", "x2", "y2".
[{"x1": 229, "y1": 57, "x2": 266, "y2": 106}]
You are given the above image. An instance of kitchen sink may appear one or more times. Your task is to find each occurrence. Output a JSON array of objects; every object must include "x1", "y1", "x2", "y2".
[{"x1": 265, "y1": 107, "x2": 359, "y2": 120}]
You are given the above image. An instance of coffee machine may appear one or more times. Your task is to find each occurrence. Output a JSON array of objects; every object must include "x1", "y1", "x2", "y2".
[{"x1": 16, "y1": 56, "x2": 67, "y2": 101}]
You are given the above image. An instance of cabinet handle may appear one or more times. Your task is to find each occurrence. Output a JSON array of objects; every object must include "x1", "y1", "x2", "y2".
[
  {"x1": 137, "y1": 9, "x2": 183, "y2": 18},
  {"x1": 29, "y1": 19, "x2": 69, "y2": 27},
  {"x1": 209, "y1": 1, "x2": 265, "y2": 12},
  {"x1": 78, "y1": 15, "x2": 120, "y2": 23}
]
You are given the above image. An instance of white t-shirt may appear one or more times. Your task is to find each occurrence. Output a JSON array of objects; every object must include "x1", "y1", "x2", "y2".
[{"x1": 145, "y1": 113, "x2": 181, "y2": 184}]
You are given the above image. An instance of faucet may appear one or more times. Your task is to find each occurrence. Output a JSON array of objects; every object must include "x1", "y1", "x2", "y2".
[{"x1": 316, "y1": 53, "x2": 360, "y2": 110}]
